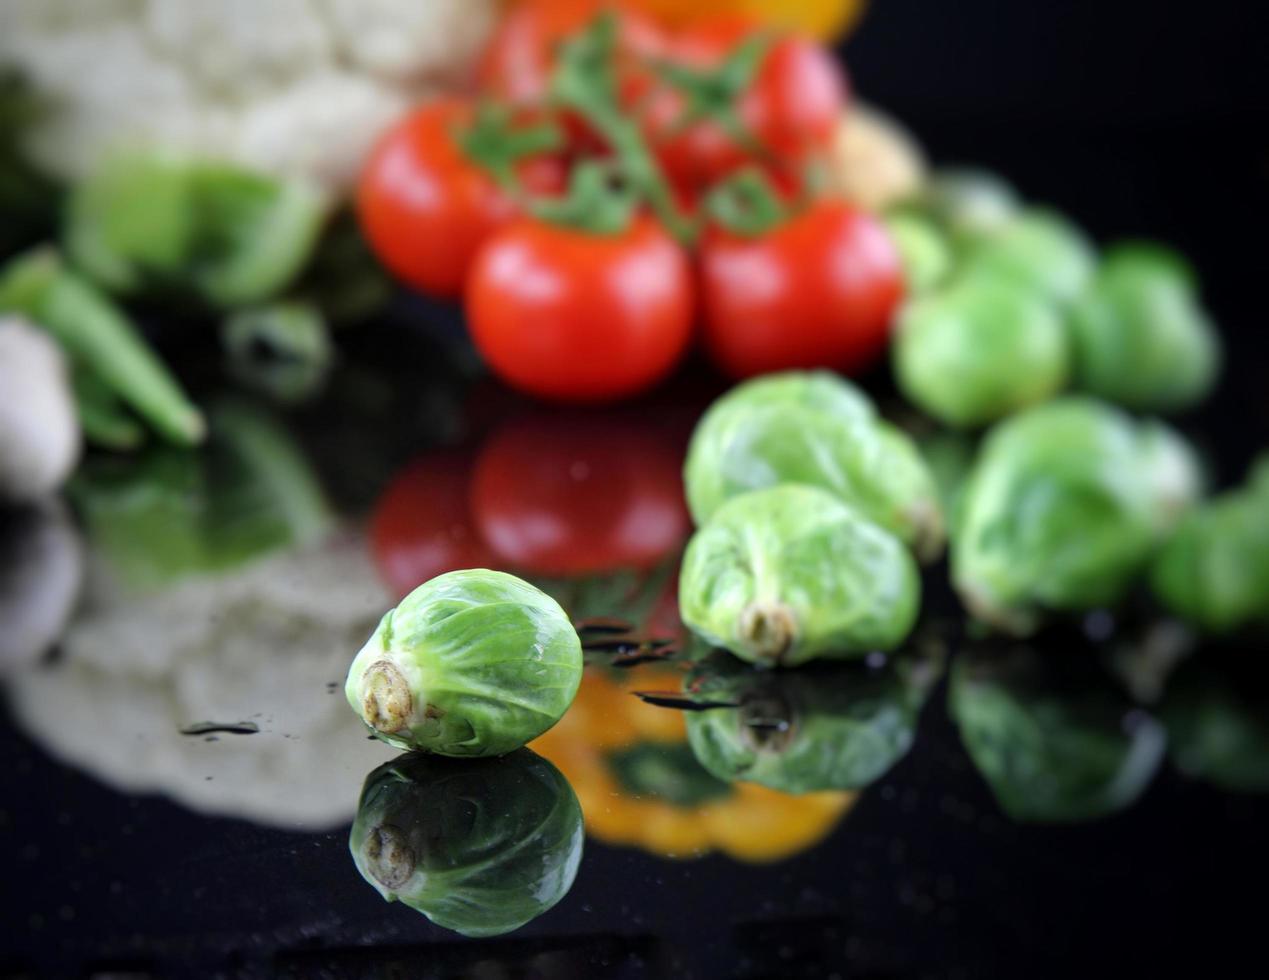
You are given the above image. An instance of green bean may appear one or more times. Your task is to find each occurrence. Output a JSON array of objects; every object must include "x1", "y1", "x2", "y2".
[{"x1": 0, "y1": 248, "x2": 205, "y2": 446}]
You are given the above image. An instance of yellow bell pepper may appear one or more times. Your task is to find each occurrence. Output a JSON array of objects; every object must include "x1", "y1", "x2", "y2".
[{"x1": 625, "y1": 0, "x2": 867, "y2": 40}]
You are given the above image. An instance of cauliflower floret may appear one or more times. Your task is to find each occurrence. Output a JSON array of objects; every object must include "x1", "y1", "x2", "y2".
[
  {"x1": 830, "y1": 103, "x2": 928, "y2": 212},
  {"x1": 317, "y1": 0, "x2": 496, "y2": 86},
  {"x1": 143, "y1": 0, "x2": 334, "y2": 101},
  {"x1": 232, "y1": 70, "x2": 414, "y2": 191},
  {"x1": 0, "y1": 0, "x2": 499, "y2": 193}
]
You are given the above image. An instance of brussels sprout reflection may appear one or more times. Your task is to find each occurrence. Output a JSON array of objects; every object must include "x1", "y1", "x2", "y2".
[
  {"x1": 350, "y1": 749, "x2": 583, "y2": 938},
  {"x1": 949, "y1": 642, "x2": 1166, "y2": 823},
  {"x1": 683, "y1": 641, "x2": 945, "y2": 793},
  {"x1": 1161, "y1": 653, "x2": 1269, "y2": 793}
]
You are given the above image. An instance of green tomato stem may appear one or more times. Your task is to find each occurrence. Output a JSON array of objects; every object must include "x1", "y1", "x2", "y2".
[
  {"x1": 548, "y1": 12, "x2": 699, "y2": 244},
  {"x1": 529, "y1": 160, "x2": 636, "y2": 235},
  {"x1": 704, "y1": 167, "x2": 791, "y2": 237}
]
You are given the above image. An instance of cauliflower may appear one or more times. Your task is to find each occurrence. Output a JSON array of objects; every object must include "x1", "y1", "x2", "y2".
[
  {"x1": 5, "y1": 531, "x2": 399, "y2": 830},
  {"x1": 0, "y1": 0, "x2": 499, "y2": 193}
]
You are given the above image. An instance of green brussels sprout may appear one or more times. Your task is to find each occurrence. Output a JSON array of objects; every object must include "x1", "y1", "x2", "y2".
[
  {"x1": 683, "y1": 643, "x2": 943, "y2": 792},
  {"x1": 1068, "y1": 243, "x2": 1221, "y2": 412},
  {"x1": 949, "y1": 643, "x2": 1167, "y2": 822},
  {"x1": 683, "y1": 371, "x2": 945, "y2": 561},
  {"x1": 1161, "y1": 655, "x2": 1269, "y2": 792},
  {"x1": 1151, "y1": 455, "x2": 1269, "y2": 633},
  {"x1": 953, "y1": 398, "x2": 1200, "y2": 634},
  {"x1": 345, "y1": 569, "x2": 583, "y2": 756},
  {"x1": 894, "y1": 279, "x2": 1070, "y2": 428},
  {"x1": 678, "y1": 485, "x2": 921, "y2": 666},
  {"x1": 960, "y1": 208, "x2": 1096, "y2": 305},
  {"x1": 882, "y1": 213, "x2": 952, "y2": 294},
  {"x1": 349, "y1": 749, "x2": 583, "y2": 937},
  {"x1": 905, "y1": 168, "x2": 1020, "y2": 242}
]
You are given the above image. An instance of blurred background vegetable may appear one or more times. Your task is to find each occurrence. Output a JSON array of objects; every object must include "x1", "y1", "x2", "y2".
[{"x1": 0, "y1": 316, "x2": 80, "y2": 501}]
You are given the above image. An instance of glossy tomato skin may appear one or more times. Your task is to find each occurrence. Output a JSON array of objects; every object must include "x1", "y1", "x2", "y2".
[
  {"x1": 356, "y1": 99, "x2": 562, "y2": 299},
  {"x1": 479, "y1": 0, "x2": 668, "y2": 106},
  {"x1": 700, "y1": 202, "x2": 904, "y2": 378},
  {"x1": 470, "y1": 412, "x2": 691, "y2": 577},
  {"x1": 643, "y1": 20, "x2": 847, "y2": 191},
  {"x1": 369, "y1": 450, "x2": 494, "y2": 598},
  {"x1": 466, "y1": 215, "x2": 695, "y2": 402}
]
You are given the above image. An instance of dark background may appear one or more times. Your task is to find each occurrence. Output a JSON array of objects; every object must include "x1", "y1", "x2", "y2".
[{"x1": 3, "y1": 2, "x2": 1269, "y2": 977}]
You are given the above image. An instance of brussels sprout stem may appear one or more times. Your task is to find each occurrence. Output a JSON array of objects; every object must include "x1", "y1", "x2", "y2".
[
  {"x1": 364, "y1": 824, "x2": 414, "y2": 891},
  {"x1": 362, "y1": 660, "x2": 413, "y2": 734},
  {"x1": 739, "y1": 601, "x2": 797, "y2": 663}
]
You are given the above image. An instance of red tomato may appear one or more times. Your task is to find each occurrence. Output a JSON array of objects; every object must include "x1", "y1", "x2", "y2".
[
  {"x1": 478, "y1": 0, "x2": 668, "y2": 106},
  {"x1": 469, "y1": 412, "x2": 690, "y2": 577},
  {"x1": 642, "y1": 19, "x2": 847, "y2": 192},
  {"x1": 699, "y1": 202, "x2": 904, "y2": 378},
  {"x1": 356, "y1": 99, "x2": 563, "y2": 299},
  {"x1": 369, "y1": 450, "x2": 494, "y2": 598},
  {"x1": 466, "y1": 214, "x2": 695, "y2": 402}
]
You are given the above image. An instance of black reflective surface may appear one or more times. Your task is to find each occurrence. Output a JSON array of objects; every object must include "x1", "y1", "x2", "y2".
[{"x1": 4, "y1": 3, "x2": 1269, "y2": 978}]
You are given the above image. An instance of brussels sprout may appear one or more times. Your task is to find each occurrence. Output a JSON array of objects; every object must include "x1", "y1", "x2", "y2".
[
  {"x1": 345, "y1": 570, "x2": 583, "y2": 756},
  {"x1": 910, "y1": 168, "x2": 1020, "y2": 241},
  {"x1": 894, "y1": 279, "x2": 1070, "y2": 428},
  {"x1": 953, "y1": 398, "x2": 1200, "y2": 634},
  {"x1": 1151, "y1": 455, "x2": 1269, "y2": 633},
  {"x1": 882, "y1": 213, "x2": 952, "y2": 294},
  {"x1": 684, "y1": 371, "x2": 945, "y2": 560},
  {"x1": 678, "y1": 485, "x2": 921, "y2": 666},
  {"x1": 349, "y1": 749, "x2": 583, "y2": 937},
  {"x1": 960, "y1": 208, "x2": 1096, "y2": 305},
  {"x1": 949, "y1": 643, "x2": 1167, "y2": 822},
  {"x1": 1161, "y1": 655, "x2": 1269, "y2": 792},
  {"x1": 683, "y1": 644, "x2": 943, "y2": 792},
  {"x1": 1068, "y1": 243, "x2": 1221, "y2": 412}
]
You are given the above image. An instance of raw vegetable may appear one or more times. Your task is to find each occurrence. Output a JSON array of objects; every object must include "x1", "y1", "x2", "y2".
[
  {"x1": 466, "y1": 210, "x2": 694, "y2": 402},
  {"x1": 828, "y1": 103, "x2": 927, "y2": 212},
  {"x1": 0, "y1": 316, "x2": 80, "y2": 501},
  {"x1": 470, "y1": 412, "x2": 690, "y2": 576},
  {"x1": 1068, "y1": 242, "x2": 1221, "y2": 412},
  {"x1": 0, "y1": 500, "x2": 82, "y2": 672},
  {"x1": 639, "y1": 17, "x2": 847, "y2": 193},
  {"x1": 683, "y1": 645, "x2": 942, "y2": 792},
  {"x1": 626, "y1": 0, "x2": 866, "y2": 40},
  {"x1": 349, "y1": 749, "x2": 583, "y2": 938},
  {"x1": 953, "y1": 398, "x2": 1202, "y2": 635},
  {"x1": 530, "y1": 664, "x2": 856, "y2": 861},
  {"x1": 902, "y1": 167, "x2": 1019, "y2": 242},
  {"x1": 949, "y1": 642, "x2": 1167, "y2": 823},
  {"x1": 370, "y1": 450, "x2": 496, "y2": 599},
  {"x1": 69, "y1": 400, "x2": 330, "y2": 589},
  {"x1": 221, "y1": 301, "x2": 333, "y2": 404},
  {"x1": 0, "y1": 0, "x2": 500, "y2": 193},
  {"x1": 894, "y1": 279, "x2": 1069, "y2": 428},
  {"x1": 679, "y1": 484, "x2": 921, "y2": 666},
  {"x1": 65, "y1": 152, "x2": 329, "y2": 306},
  {"x1": 959, "y1": 208, "x2": 1095, "y2": 305},
  {"x1": 698, "y1": 190, "x2": 903, "y2": 378},
  {"x1": 1151, "y1": 455, "x2": 1269, "y2": 634},
  {"x1": 882, "y1": 212, "x2": 951, "y2": 295},
  {"x1": 1162, "y1": 655, "x2": 1269, "y2": 792},
  {"x1": 0, "y1": 248, "x2": 205, "y2": 447},
  {"x1": 683, "y1": 371, "x2": 944, "y2": 560},
  {"x1": 6, "y1": 532, "x2": 397, "y2": 830},
  {"x1": 356, "y1": 99, "x2": 565, "y2": 298},
  {"x1": 345, "y1": 569, "x2": 584, "y2": 755}
]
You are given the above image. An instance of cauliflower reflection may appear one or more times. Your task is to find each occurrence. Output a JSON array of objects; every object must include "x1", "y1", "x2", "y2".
[{"x1": 5, "y1": 532, "x2": 396, "y2": 829}]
